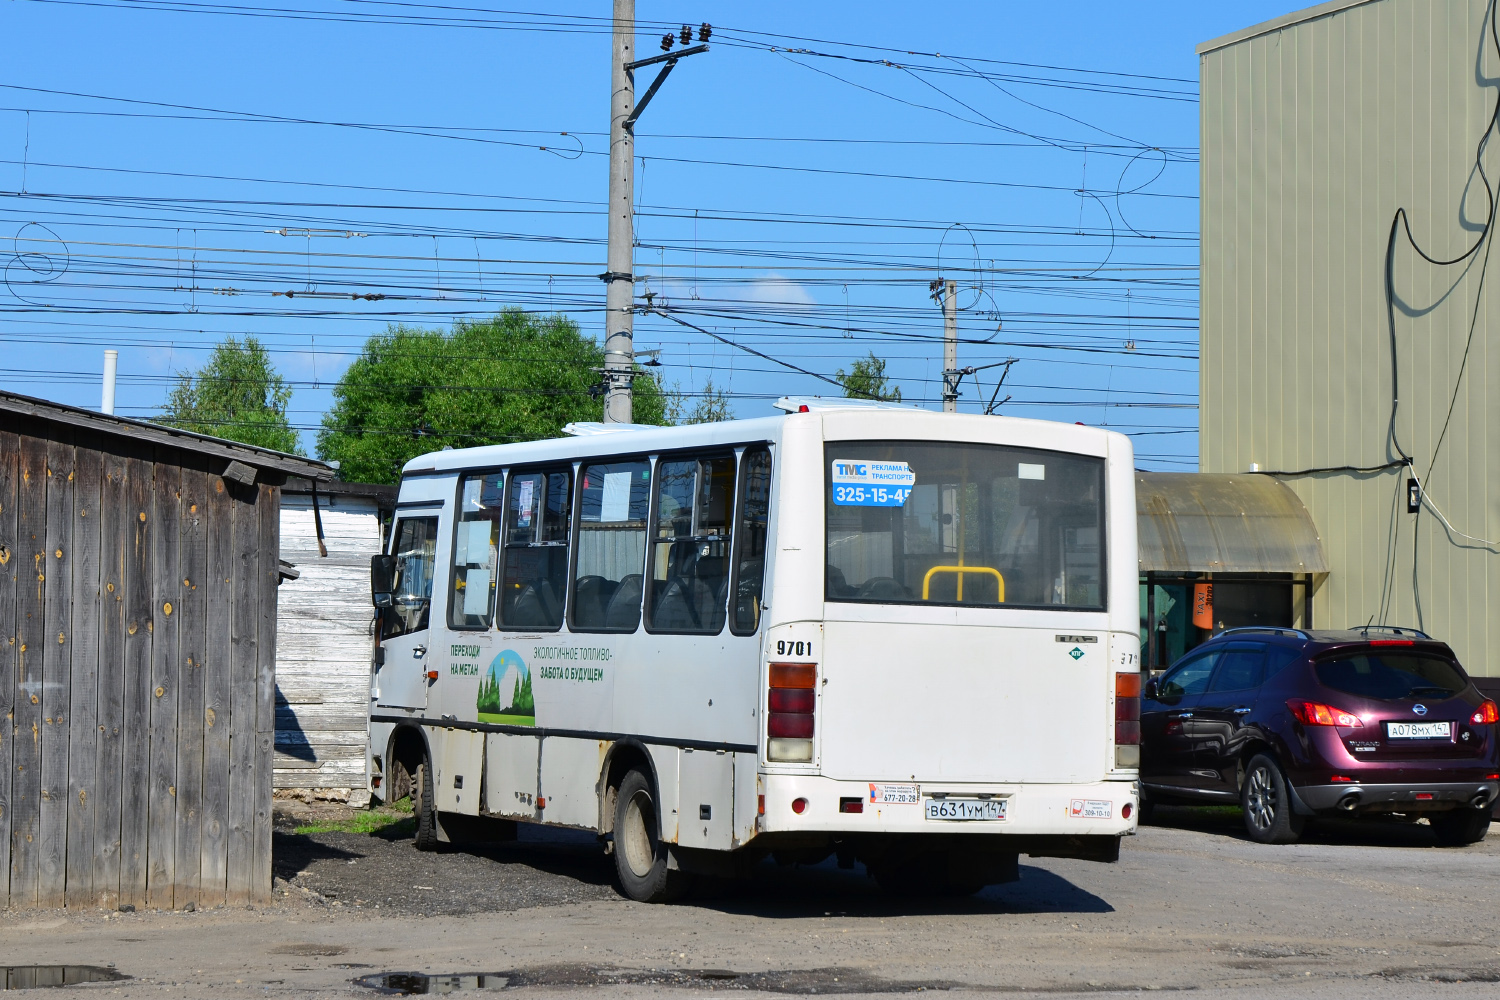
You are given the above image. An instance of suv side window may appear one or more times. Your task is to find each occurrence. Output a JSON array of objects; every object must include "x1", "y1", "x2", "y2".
[
  {"x1": 1208, "y1": 643, "x2": 1267, "y2": 692},
  {"x1": 1157, "y1": 650, "x2": 1220, "y2": 700}
]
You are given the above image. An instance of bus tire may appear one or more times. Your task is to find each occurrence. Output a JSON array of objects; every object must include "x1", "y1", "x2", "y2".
[
  {"x1": 413, "y1": 750, "x2": 439, "y2": 852},
  {"x1": 613, "y1": 769, "x2": 690, "y2": 903}
]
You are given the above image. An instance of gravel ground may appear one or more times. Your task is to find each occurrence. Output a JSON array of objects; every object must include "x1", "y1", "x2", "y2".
[
  {"x1": 5, "y1": 805, "x2": 1497, "y2": 999},
  {"x1": 272, "y1": 822, "x2": 619, "y2": 915}
]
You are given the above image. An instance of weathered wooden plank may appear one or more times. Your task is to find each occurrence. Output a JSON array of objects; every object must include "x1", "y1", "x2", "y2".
[
  {"x1": 91, "y1": 444, "x2": 129, "y2": 909},
  {"x1": 225, "y1": 482, "x2": 258, "y2": 902},
  {"x1": 37, "y1": 432, "x2": 75, "y2": 908},
  {"x1": 10, "y1": 431, "x2": 50, "y2": 907},
  {"x1": 117, "y1": 453, "x2": 153, "y2": 909},
  {"x1": 146, "y1": 458, "x2": 181, "y2": 909},
  {"x1": 64, "y1": 436, "x2": 103, "y2": 907},
  {"x1": 172, "y1": 460, "x2": 207, "y2": 907},
  {"x1": 0, "y1": 428, "x2": 20, "y2": 906},
  {"x1": 252, "y1": 483, "x2": 279, "y2": 903},
  {"x1": 199, "y1": 469, "x2": 232, "y2": 908}
]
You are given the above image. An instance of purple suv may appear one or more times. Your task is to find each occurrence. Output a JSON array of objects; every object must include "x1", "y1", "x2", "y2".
[{"x1": 1140, "y1": 627, "x2": 1499, "y2": 845}]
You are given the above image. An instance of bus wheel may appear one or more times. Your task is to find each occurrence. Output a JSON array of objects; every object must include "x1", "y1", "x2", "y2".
[
  {"x1": 613, "y1": 769, "x2": 690, "y2": 903},
  {"x1": 413, "y1": 749, "x2": 439, "y2": 852}
]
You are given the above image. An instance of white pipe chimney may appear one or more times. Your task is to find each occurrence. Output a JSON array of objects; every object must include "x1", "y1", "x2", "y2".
[{"x1": 101, "y1": 349, "x2": 118, "y2": 415}]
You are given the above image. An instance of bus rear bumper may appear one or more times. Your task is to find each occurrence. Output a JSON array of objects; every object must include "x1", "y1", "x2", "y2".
[{"x1": 758, "y1": 774, "x2": 1139, "y2": 838}]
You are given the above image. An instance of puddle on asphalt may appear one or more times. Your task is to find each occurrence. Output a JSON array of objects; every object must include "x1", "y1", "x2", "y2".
[
  {"x1": 358, "y1": 973, "x2": 510, "y2": 994},
  {"x1": 2, "y1": 966, "x2": 127, "y2": 990},
  {"x1": 356, "y1": 966, "x2": 968, "y2": 995}
]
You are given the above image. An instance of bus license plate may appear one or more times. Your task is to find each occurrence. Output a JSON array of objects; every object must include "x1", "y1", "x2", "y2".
[
  {"x1": 1387, "y1": 721, "x2": 1451, "y2": 739},
  {"x1": 925, "y1": 798, "x2": 1006, "y2": 821}
]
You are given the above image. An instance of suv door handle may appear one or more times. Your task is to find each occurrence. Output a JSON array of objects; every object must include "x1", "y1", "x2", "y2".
[
  {"x1": 1233, "y1": 707, "x2": 1253, "y2": 715},
  {"x1": 412, "y1": 645, "x2": 427, "y2": 659}
]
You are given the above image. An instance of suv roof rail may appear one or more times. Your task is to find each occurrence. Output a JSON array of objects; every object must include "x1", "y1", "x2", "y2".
[
  {"x1": 1346, "y1": 624, "x2": 1432, "y2": 639},
  {"x1": 1216, "y1": 626, "x2": 1311, "y2": 640}
]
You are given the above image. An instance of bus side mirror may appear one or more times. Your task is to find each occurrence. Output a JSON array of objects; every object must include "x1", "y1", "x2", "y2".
[{"x1": 371, "y1": 554, "x2": 397, "y2": 608}]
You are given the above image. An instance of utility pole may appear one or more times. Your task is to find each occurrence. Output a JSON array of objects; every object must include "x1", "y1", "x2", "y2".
[
  {"x1": 602, "y1": 0, "x2": 636, "y2": 423},
  {"x1": 942, "y1": 279, "x2": 958, "y2": 412},
  {"x1": 601, "y1": 10, "x2": 709, "y2": 423}
]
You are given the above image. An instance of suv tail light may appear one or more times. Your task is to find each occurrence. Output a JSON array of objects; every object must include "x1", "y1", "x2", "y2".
[
  {"x1": 1115, "y1": 670, "x2": 1142, "y2": 767},
  {"x1": 1287, "y1": 699, "x2": 1364, "y2": 728},
  {"x1": 1472, "y1": 700, "x2": 1499, "y2": 725},
  {"x1": 768, "y1": 662, "x2": 816, "y2": 762}
]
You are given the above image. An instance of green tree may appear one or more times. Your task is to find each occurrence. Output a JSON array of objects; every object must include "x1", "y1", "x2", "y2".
[
  {"x1": 664, "y1": 377, "x2": 733, "y2": 425},
  {"x1": 158, "y1": 336, "x2": 302, "y2": 454},
  {"x1": 837, "y1": 352, "x2": 902, "y2": 402},
  {"x1": 318, "y1": 310, "x2": 669, "y2": 484}
]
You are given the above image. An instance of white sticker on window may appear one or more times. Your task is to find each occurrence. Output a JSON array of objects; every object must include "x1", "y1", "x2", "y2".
[
  {"x1": 1018, "y1": 463, "x2": 1046, "y2": 481},
  {"x1": 515, "y1": 479, "x2": 535, "y2": 527},
  {"x1": 600, "y1": 471, "x2": 633, "y2": 522},
  {"x1": 830, "y1": 460, "x2": 916, "y2": 507},
  {"x1": 464, "y1": 520, "x2": 492, "y2": 566},
  {"x1": 462, "y1": 569, "x2": 491, "y2": 616}
]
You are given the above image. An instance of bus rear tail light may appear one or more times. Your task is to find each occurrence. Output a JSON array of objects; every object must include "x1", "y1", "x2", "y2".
[
  {"x1": 768, "y1": 662, "x2": 816, "y2": 762},
  {"x1": 1472, "y1": 700, "x2": 1499, "y2": 725},
  {"x1": 1114, "y1": 671, "x2": 1141, "y2": 767},
  {"x1": 1287, "y1": 699, "x2": 1364, "y2": 727}
]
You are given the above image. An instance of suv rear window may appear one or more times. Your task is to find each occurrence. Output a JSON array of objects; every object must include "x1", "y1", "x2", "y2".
[{"x1": 1315, "y1": 652, "x2": 1469, "y2": 701}]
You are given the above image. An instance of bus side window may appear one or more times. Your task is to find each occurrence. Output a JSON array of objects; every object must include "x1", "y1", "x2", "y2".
[
  {"x1": 384, "y1": 516, "x2": 439, "y2": 639},
  {"x1": 646, "y1": 454, "x2": 735, "y2": 634},
  {"x1": 730, "y1": 447, "x2": 772, "y2": 635},
  {"x1": 449, "y1": 472, "x2": 504, "y2": 629},
  {"x1": 571, "y1": 459, "x2": 651, "y2": 632},
  {"x1": 498, "y1": 468, "x2": 571, "y2": 630}
]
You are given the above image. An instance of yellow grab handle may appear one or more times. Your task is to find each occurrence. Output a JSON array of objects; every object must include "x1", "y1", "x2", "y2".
[{"x1": 921, "y1": 564, "x2": 1004, "y2": 602}]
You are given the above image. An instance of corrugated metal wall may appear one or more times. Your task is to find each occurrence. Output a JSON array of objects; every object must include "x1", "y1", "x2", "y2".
[{"x1": 1200, "y1": 0, "x2": 1500, "y2": 674}]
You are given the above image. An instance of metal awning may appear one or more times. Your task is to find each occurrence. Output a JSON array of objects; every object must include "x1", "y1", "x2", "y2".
[{"x1": 1137, "y1": 472, "x2": 1328, "y2": 574}]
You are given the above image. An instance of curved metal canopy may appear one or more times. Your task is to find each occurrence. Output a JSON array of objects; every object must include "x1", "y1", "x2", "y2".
[{"x1": 1137, "y1": 472, "x2": 1328, "y2": 574}]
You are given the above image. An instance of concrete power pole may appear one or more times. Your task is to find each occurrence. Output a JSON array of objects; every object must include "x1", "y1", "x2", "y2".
[
  {"x1": 942, "y1": 279, "x2": 958, "y2": 412},
  {"x1": 602, "y1": 0, "x2": 636, "y2": 424}
]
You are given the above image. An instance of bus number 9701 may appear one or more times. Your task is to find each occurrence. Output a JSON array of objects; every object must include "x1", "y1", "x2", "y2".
[{"x1": 776, "y1": 640, "x2": 813, "y2": 657}]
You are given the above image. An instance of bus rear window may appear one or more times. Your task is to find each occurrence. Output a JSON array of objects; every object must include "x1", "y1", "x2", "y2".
[{"x1": 825, "y1": 441, "x2": 1105, "y2": 610}]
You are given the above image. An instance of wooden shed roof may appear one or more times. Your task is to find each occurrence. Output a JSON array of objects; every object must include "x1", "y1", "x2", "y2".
[{"x1": 0, "y1": 389, "x2": 335, "y2": 481}]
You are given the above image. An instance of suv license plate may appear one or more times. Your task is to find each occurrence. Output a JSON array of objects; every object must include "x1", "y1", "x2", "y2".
[
  {"x1": 1387, "y1": 721, "x2": 1451, "y2": 739},
  {"x1": 924, "y1": 798, "x2": 1006, "y2": 821}
]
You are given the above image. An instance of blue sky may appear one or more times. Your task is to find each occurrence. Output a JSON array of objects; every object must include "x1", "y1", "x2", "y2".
[{"x1": 0, "y1": 1, "x2": 1297, "y2": 468}]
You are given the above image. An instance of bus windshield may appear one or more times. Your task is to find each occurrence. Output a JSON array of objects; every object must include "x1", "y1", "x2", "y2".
[{"x1": 825, "y1": 440, "x2": 1106, "y2": 609}]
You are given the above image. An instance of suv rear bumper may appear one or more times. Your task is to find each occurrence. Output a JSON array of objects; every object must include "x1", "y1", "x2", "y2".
[{"x1": 1294, "y1": 780, "x2": 1498, "y2": 813}]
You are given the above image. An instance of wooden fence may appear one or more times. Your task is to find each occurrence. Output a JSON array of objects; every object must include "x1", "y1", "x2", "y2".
[{"x1": 0, "y1": 393, "x2": 332, "y2": 908}]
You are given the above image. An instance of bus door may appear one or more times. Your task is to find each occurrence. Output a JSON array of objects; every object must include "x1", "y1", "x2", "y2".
[{"x1": 376, "y1": 514, "x2": 441, "y2": 710}]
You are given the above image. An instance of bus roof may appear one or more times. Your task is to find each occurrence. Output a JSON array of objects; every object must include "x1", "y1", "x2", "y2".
[{"x1": 399, "y1": 405, "x2": 1129, "y2": 477}]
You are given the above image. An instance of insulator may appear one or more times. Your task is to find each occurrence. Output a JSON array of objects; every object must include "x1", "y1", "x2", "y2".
[
  {"x1": 680, "y1": 24, "x2": 692, "y2": 44},
  {"x1": 698, "y1": 22, "x2": 712, "y2": 42},
  {"x1": 660, "y1": 33, "x2": 674, "y2": 51}
]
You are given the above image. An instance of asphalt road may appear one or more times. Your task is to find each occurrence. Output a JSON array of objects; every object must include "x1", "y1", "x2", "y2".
[{"x1": 4, "y1": 806, "x2": 1499, "y2": 999}]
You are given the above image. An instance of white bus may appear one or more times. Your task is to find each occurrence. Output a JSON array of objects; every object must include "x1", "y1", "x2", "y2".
[{"x1": 366, "y1": 398, "x2": 1140, "y2": 901}]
